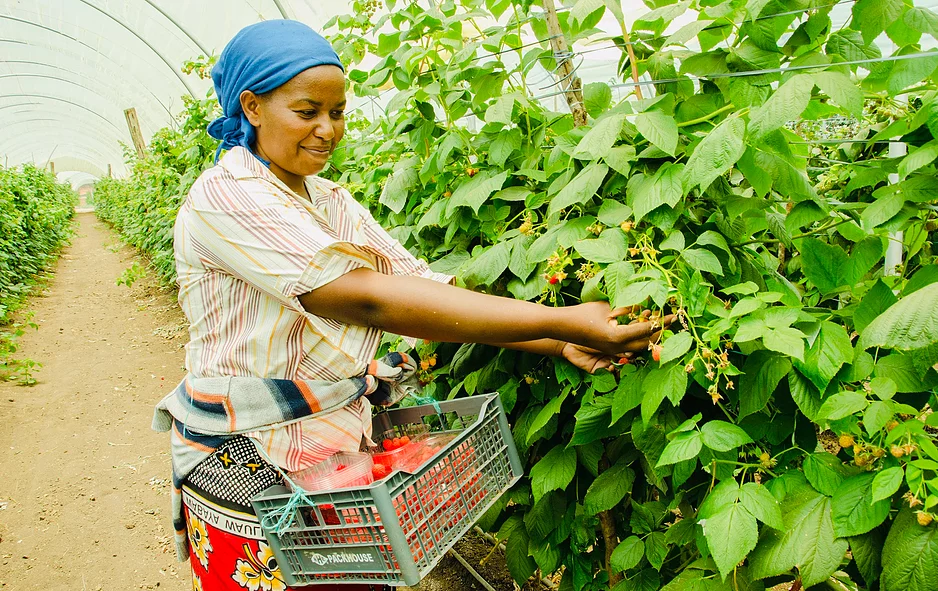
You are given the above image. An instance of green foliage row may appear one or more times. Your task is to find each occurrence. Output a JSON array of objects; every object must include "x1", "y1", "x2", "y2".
[
  {"x1": 93, "y1": 95, "x2": 219, "y2": 286},
  {"x1": 324, "y1": 1, "x2": 938, "y2": 590},
  {"x1": 0, "y1": 163, "x2": 76, "y2": 381}
]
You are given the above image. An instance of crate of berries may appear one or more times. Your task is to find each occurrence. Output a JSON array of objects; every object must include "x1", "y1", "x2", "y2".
[{"x1": 251, "y1": 393, "x2": 522, "y2": 587}]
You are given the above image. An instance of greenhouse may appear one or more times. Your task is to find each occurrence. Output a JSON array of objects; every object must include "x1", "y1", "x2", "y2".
[{"x1": 3, "y1": 1, "x2": 938, "y2": 590}]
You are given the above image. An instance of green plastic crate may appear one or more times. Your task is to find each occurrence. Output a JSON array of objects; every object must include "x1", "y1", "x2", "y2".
[{"x1": 251, "y1": 393, "x2": 522, "y2": 587}]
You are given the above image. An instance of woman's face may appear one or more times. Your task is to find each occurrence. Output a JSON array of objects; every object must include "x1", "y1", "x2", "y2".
[{"x1": 241, "y1": 65, "x2": 346, "y2": 183}]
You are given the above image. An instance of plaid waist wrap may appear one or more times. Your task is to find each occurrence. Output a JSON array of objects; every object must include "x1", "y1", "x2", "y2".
[{"x1": 152, "y1": 352, "x2": 417, "y2": 561}]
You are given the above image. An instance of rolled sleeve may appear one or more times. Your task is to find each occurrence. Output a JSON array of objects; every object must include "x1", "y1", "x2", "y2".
[{"x1": 340, "y1": 189, "x2": 455, "y2": 285}]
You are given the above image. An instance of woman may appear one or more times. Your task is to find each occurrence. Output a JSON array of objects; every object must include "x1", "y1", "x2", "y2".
[{"x1": 154, "y1": 19, "x2": 664, "y2": 591}]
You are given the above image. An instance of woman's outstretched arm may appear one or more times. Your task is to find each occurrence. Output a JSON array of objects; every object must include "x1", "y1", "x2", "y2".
[{"x1": 298, "y1": 268, "x2": 666, "y2": 355}]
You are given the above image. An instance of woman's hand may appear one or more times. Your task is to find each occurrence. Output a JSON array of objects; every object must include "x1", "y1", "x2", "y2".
[
  {"x1": 561, "y1": 343, "x2": 624, "y2": 373},
  {"x1": 565, "y1": 301, "x2": 674, "y2": 355}
]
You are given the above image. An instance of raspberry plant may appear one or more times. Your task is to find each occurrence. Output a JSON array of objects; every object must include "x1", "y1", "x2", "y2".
[
  {"x1": 323, "y1": 1, "x2": 938, "y2": 589},
  {"x1": 0, "y1": 164, "x2": 75, "y2": 383}
]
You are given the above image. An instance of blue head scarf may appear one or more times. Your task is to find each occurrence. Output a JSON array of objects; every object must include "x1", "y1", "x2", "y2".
[{"x1": 207, "y1": 20, "x2": 345, "y2": 162}]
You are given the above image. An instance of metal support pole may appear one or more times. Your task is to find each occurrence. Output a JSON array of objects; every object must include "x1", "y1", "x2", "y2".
[{"x1": 885, "y1": 96, "x2": 908, "y2": 276}]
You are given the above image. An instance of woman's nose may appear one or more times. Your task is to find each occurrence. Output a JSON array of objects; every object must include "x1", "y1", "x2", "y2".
[{"x1": 313, "y1": 117, "x2": 335, "y2": 141}]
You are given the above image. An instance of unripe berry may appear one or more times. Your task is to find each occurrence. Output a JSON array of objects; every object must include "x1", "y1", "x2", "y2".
[
  {"x1": 839, "y1": 434, "x2": 855, "y2": 449},
  {"x1": 886, "y1": 420, "x2": 899, "y2": 431},
  {"x1": 651, "y1": 344, "x2": 662, "y2": 362},
  {"x1": 891, "y1": 445, "x2": 905, "y2": 458},
  {"x1": 917, "y1": 512, "x2": 934, "y2": 527}
]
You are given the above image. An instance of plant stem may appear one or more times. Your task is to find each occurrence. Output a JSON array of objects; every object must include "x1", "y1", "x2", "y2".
[
  {"x1": 734, "y1": 217, "x2": 850, "y2": 247},
  {"x1": 676, "y1": 103, "x2": 736, "y2": 128},
  {"x1": 599, "y1": 510, "x2": 622, "y2": 588}
]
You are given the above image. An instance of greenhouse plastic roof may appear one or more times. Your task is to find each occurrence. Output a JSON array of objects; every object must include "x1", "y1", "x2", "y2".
[{"x1": 1, "y1": 1, "x2": 937, "y2": 181}]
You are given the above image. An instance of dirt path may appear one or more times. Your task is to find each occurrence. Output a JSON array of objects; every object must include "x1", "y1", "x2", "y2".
[
  {"x1": 0, "y1": 212, "x2": 533, "y2": 591},
  {"x1": 0, "y1": 212, "x2": 189, "y2": 591}
]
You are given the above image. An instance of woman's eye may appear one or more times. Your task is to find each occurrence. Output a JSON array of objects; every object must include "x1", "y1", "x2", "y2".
[
  {"x1": 297, "y1": 110, "x2": 317, "y2": 118},
  {"x1": 331, "y1": 111, "x2": 345, "y2": 120}
]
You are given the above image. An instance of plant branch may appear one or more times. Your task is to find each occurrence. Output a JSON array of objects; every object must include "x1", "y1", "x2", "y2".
[{"x1": 676, "y1": 103, "x2": 736, "y2": 128}]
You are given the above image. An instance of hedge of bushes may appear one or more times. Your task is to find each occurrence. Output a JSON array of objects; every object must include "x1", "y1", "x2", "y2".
[
  {"x1": 93, "y1": 96, "x2": 219, "y2": 285},
  {"x1": 0, "y1": 163, "x2": 75, "y2": 323}
]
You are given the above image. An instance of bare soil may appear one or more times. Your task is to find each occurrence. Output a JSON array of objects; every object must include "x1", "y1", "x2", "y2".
[{"x1": 0, "y1": 213, "x2": 532, "y2": 591}]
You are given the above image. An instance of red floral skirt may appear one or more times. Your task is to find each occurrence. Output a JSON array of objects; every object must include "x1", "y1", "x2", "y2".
[{"x1": 182, "y1": 486, "x2": 384, "y2": 591}]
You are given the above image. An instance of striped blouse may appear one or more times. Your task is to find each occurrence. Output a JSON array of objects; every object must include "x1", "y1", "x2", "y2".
[{"x1": 173, "y1": 146, "x2": 452, "y2": 469}]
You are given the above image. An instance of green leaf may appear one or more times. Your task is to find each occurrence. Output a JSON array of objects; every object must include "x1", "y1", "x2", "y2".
[
  {"x1": 748, "y1": 74, "x2": 814, "y2": 137},
  {"x1": 525, "y1": 492, "x2": 565, "y2": 541},
  {"x1": 865, "y1": 400, "x2": 894, "y2": 435},
  {"x1": 548, "y1": 163, "x2": 609, "y2": 217},
  {"x1": 872, "y1": 466, "x2": 904, "y2": 502},
  {"x1": 852, "y1": 0, "x2": 905, "y2": 44},
  {"x1": 799, "y1": 237, "x2": 849, "y2": 294},
  {"x1": 702, "y1": 502, "x2": 759, "y2": 579},
  {"x1": 855, "y1": 279, "x2": 899, "y2": 333},
  {"x1": 905, "y1": 7, "x2": 938, "y2": 38},
  {"x1": 659, "y1": 332, "x2": 693, "y2": 365},
  {"x1": 681, "y1": 248, "x2": 724, "y2": 276},
  {"x1": 527, "y1": 389, "x2": 568, "y2": 445},
  {"x1": 530, "y1": 445, "x2": 577, "y2": 502},
  {"x1": 888, "y1": 50, "x2": 938, "y2": 95},
  {"x1": 584, "y1": 82, "x2": 613, "y2": 118},
  {"x1": 804, "y1": 452, "x2": 849, "y2": 496},
  {"x1": 656, "y1": 430, "x2": 703, "y2": 467},
  {"x1": 445, "y1": 170, "x2": 509, "y2": 216},
  {"x1": 605, "y1": 145, "x2": 636, "y2": 177},
  {"x1": 628, "y1": 163, "x2": 684, "y2": 224},
  {"x1": 505, "y1": 527, "x2": 537, "y2": 584},
  {"x1": 642, "y1": 363, "x2": 688, "y2": 425},
  {"x1": 812, "y1": 71, "x2": 864, "y2": 117},
  {"x1": 573, "y1": 115, "x2": 627, "y2": 160},
  {"x1": 610, "y1": 536, "x2": 645, "y2": 573},
  {"x1": 860, "y1": 282, "x2": 938, "y2": 352},
  {"x1": 683, "y1": 116, "x2": 746, "y2": 191},
  {"x1": 740, "y1": 482, "x2": 784, "y2": 530},
  {"x1": 850, "y1": 529, "x2": 884, "y2": 587},
  {"x1": 574, "y1": 229, "x2": 629, "y2": 264},
  {"x1": 701, "y1": 420, "x2": 754, "y2": 452},
  {"x1": 794, "y1": 321, "x2": 854, "y2": 392},
  {"x1": 818, "y1": 391, "x2": 869, "y2": 422},
  {"x1": 763, "y1": 326, "x2": 806, "y2": 361},
  {"x1": 739, "y1": 351, "x2": 791, "y2": 419},
  {"x1": 790, "y1": 370, "x2": 824, "y2": 422},
  {"x1": 660, "y1": 231, "x2": 685, "y2": 252},
  {"x1": 597, "y1": 199, "x2": 633, "y2": 226},
  {"x1": 748, "y1": 483, "x2": 849, "y2": 587},
  {"x1": 484, "y1": 94, "x2": 515, "y2": 125},
  {"x1": 644, "y1": 532, "x2": 669, "y2": 571},
  {"x1": 827, "y1": 29, "x2": 882, "y2": 62},
  {"x1": 584, "y1": 462, "x2": 635, "y2": 516},
  {"x1": 899, "y1": 140, "x2": 938, "y2": 179},
  {"x1": 862, "y1": 191, "x2": 905, "y2": 230},
  {"x1": 613, "y1": 366, "x2": 645, "y2": 423},
  {"x1": 462, "y1": 241, "x2": 511, "y2": 287},
  {"x1": 832, "y1": 472, "x2": 891, "y2": 538},
  {"x1": 634, "y1": 110, "x2": 679, "y2": 156},
  {"x1": 379, "y1": 157, "x2": 420, "y2": 213},
  {"x1": 882, "y1": 506, "x2": 938, "y2": 591}
]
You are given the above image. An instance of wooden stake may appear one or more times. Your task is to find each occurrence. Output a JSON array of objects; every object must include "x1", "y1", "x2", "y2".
[
  {"x1": 107, "y1": 163, "x2": 112, "y2": 178},
  {"x1": 541, "y1": 0, "x2": 588, "y2": 127},
  {"x1": 123, "y1": 107, "x2": 147, "y2": 159},
  {"x1": 49, "y1": 161, "x2": 55, "y2": 174}
]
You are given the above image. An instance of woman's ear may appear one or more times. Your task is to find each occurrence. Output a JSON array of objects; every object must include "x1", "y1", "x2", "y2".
[{"x1": 241, "y1": 90, "x2": 262, "y2": 126}]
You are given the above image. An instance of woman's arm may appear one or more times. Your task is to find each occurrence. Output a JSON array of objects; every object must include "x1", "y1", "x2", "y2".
[{"x1": 298, "y1": 268, "x2": 664, "y2": 355}]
